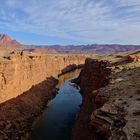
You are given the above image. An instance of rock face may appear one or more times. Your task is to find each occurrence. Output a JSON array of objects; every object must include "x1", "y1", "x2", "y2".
[
  {"x1": 73, "y1": 50, "x2": 140, "y2": 140},
  {"x1": 0, "y1": 51, "x2": 86, "y2": 103},
  {"x1": 0, "y1": 51, "x2": 88, "y2": 140},
  {"x1": 127, "y1": 55, "x2": 140, "y2": 62},
  {"x1": 58, "y1": 64, "x2": 84, "y2": 77},
  {"x1": 0, "y1": 77, "x2": 58, "y2": 140},
  {"x1": 72, "y1": 58, "x2": 111, "y2": 140}
]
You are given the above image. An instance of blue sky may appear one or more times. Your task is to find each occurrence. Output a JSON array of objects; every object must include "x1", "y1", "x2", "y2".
[{"x1": 0, "y1": 0, "x2": 140, "y2": 45}]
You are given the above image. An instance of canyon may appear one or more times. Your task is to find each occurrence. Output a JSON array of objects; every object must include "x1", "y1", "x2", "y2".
[
  {"x1": 0, "y1": 77, "x2": 58, "y2": 140},
  {"x1": 0, "y1": 51, "x2": 89, "y2": 140},
  {"x1": 0, "y1": 51, "x2": 88, "y2": 103},
  {"x1": 0, "y1": 34, "x2": 140, "y2": 140}
]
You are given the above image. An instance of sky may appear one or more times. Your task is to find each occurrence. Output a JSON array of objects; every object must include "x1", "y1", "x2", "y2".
[{"x1": 0, "y1": 0, "x2": 140, "y2": 45}]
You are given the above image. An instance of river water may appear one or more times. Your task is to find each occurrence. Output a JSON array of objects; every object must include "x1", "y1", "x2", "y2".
[{"x1": 30, "y1": 70, "x2": 82, "y2": 140}]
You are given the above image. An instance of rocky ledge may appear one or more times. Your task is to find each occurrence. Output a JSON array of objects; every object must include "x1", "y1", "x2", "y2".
[{"x1": 72, "y1": 50, "x2": 140, "y2": 140}]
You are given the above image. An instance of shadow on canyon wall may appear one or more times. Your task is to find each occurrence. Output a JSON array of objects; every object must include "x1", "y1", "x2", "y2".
[
  {"x1": 0, "y1": 77, "x2": 58, "y2": 140},
  {"x1": 0, "y1": 63, "x2": 82, "y2": 140},
  {"x1": 73, "y1": 57, "x2": 140, "y2": 140},
  {"x1": 91, "y1": 66, "x2": 140, "y2": 140},
  {"x1": 58, "y1": 64, "x2": 84, "y2": 77}
]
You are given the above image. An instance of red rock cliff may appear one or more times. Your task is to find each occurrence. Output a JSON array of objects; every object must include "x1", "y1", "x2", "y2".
[
  {"x1": 73, "y1": 51, "x2": 140, "y2": 140},
  {"x1": 0, "y1": 51, "x2": 86, "y2": 103},
  {"x1": 72, "y1": 58, "x2": 111, "y2": 140}
]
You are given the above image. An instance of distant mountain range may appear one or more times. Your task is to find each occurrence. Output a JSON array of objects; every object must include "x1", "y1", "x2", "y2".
[
  {"x1": 49, "y1": 44, "x2": 140, "y2": 54},
  {"x1": 0, "y1": 34, "x2": 140, "y2": 54}
]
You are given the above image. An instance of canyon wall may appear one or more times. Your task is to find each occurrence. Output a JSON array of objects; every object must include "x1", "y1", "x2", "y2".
[
  {"x1": 73, "y1": 51, "x2": 140, "y2": 140},
  {"x1": 0, "y1": 77, "x2": 58, "y2": 140},
  {"x1": 0, "y1": 51, "x2": 86, "y2": 103},
  {"x1": 72, "y1": 58, "x2": 111, "y2": 140}
]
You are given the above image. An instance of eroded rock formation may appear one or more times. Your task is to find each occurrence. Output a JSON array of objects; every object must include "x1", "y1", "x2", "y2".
[
  {"x1": 0, "y1": 51, "x2": 88, "y2": 140},
  {"x1": 0, "y1": 51, "x2": 86, "y2": 103},
  {"x1": 0, "y1": 77, "x2": 58, "y2": 140},
  {"x1": 72, "y1": 58, "x2": 111, "y2": 140},
  {"x1": 127, "y1": 55, "x2": 140, "y2": 62},
  {"x1": 72, "y1": 50, "x2": 140, "y2": 140}
]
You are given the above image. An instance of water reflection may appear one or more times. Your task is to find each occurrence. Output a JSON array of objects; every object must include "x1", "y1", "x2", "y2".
[
  {"x1": 57, "y1": 69, "x2": 81, "y2": 88},
  {"x1": 30, "y1": 70, "x2": 82, "y2": 140}
]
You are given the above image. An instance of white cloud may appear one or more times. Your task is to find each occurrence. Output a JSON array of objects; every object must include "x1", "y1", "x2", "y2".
[{"x1": 0, "y1": 0, "x2": 140, "y2": 44}]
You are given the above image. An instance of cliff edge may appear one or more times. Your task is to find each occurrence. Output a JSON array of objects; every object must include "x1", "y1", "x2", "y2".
[
  {"x1": 0, "y1": 51, "x2": 88, "y2": 103},
  {"x1": 73, "y1": 50, "x2": 140, "y2": 140}
]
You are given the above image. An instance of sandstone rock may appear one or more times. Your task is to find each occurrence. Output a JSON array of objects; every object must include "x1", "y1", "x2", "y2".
[
  {"x1": 0, "y1": 52, "x2": 86, "y2": 103},
  {"x1": 73, "y1": 54, "x2": 140, "y2": 140},
  {"x1": 127, "y1": 55, "x2": 140, "y2": 62},
  {"x1": 72, "y1": 58, "x2": 111, "y2": 140},
  {"x1": 0, "y1": 77, "x2": 58, "y2": 140}
]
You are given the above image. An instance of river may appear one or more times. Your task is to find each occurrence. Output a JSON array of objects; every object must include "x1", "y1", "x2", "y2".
[{"x1": 30, "y1": 70, "x2": 82, "y2": 140}]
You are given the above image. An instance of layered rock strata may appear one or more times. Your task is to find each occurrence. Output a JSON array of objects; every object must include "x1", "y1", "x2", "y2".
[
  {"x1": 0, "y1": 51, "x2": 86, "y2": 103},
  {"x1": 72, "y1": 58, "x2": 111, "y2": 140},
  {"x1": 0, "y1": 50, "x2": 88, "y2": 140},
  {"x1": 0, "y1": 77, "x2": 58, "y2": 140},
  {"x1": 73, "y1": 52, "x2": 140, "y2": 140}
]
